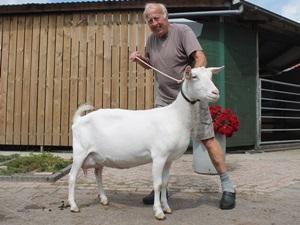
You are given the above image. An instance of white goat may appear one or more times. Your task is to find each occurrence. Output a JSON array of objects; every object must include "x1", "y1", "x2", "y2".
[{"x1": 68, "y1": 66, "x2": 223, "y2": 220}]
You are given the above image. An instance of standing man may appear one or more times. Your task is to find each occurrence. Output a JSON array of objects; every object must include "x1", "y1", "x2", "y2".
[{"x1": 130, "y1": 3, "x2": 235, "y2": 210}]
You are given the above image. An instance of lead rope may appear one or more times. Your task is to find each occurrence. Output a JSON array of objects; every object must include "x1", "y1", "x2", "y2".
[{"x1": 135, "y1": 56, "x2": 184, "y2": 84}]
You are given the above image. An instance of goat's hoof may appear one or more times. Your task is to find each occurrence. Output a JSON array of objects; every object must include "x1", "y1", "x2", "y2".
[
  {"x1": 163, "y1": 208, "x2": 172, "y2": 214},
  {"x1": 100, "y1": 198, "x2": 109, "y2": 206},
  {"x1": 155, "y1": 212, "x2": 166, "y2": 220},
  {"x1": 70, "y1": 206, "x2": 80, "y2": 213},
  {"x1": 98, "y1": 195, "x2": 109, "y2": 205}
]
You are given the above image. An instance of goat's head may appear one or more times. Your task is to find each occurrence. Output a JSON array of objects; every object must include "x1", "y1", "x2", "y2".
[{"x1": 183, "y1": 66, "x2": 223, "y2": 103}]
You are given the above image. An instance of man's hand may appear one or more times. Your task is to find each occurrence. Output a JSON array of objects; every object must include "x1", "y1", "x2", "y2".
[
  {"x1": 129, "y1": 51, "x2": 151, "y2": 69},
  {"x1": 129, "y1": 51, "x2": 143, "y2": 62},
  {"x1": 192, "y1": 50, "x2": 207, "y2": 68}
]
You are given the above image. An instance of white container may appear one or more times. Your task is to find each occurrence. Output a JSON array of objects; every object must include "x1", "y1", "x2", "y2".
[{"x1": 192, "y1": 133, "x2": 226, "y2": 175}]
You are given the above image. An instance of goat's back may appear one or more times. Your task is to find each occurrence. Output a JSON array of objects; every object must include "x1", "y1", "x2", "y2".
[{"x1": 72, "y1": 105, "x2": 190, "y2": 168}]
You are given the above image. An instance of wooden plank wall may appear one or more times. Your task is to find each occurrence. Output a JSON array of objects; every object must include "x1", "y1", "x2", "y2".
[{"x1": 0, "y1": 11, "x2": 154, "y2": 147}]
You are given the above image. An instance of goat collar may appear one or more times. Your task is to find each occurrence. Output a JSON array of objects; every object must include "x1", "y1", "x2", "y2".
[{"x1": 180, "y1": 86, "x2": 200, "y2": 105}]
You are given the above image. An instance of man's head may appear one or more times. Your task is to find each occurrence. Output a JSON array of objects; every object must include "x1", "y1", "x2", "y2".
[{"x1": 143, "y1": 3, "x2": 169, "y2": 38}]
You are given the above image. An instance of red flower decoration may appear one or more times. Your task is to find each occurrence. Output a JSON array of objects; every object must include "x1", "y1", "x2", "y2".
[{"x1": 209, "y1": 105, "x2": 240, "y2": 137}]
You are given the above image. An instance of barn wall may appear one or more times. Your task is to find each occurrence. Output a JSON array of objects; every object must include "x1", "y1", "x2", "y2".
[
  {"x1": 199, "y1": 20, "x2": 257, "y2": 148},
  {"x1": 224, "y1": 22, "x2": 257, "y2": 147},
  {"x1": 0, "y1": 11, "x2": 154, "y2": 147}
]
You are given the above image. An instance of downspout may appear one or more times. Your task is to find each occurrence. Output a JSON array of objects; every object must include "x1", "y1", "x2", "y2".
[
  {"x1": 168, "y1": 4, "x2": 244, "y2": 18},
  {"x1": 169, "y1": 3, "x2": 244, "y2": 107}
]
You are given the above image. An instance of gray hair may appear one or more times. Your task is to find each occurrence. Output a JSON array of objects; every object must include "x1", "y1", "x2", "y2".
[{"x1": 143, "y1": 3, "x2": 168, "y2": 21}]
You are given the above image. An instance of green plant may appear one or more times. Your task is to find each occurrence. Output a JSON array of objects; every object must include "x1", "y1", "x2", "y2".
[
  {"x1": 0, "y1": 154, "x2": 20, "y2": 163},
  {"x1": 0, "y1": 153, "x2": 71, "y2": 176}
]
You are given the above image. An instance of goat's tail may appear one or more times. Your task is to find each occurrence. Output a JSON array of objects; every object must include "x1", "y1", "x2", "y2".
[{"x1": 73, "y1": 104, "x2": 94, "y2": 124}]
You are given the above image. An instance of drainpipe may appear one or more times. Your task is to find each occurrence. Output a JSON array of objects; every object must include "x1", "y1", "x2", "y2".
[
  {"x1": 169, "y1": 3, "x2": 244, "y2": 107},
  {"x1": 168, "y1": 4, "x2": 244, "y2": 18}
]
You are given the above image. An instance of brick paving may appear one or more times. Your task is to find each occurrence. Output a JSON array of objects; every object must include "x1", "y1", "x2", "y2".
[
  {"x1": 2, "y1": 150, "x2": 300, "y2": 195},
  {"x1": 1, "y1": 149, "x2": 300, "y2": 225},
  {"x1": 44, "y1": 149, "x2": 300, "y2": 195}
]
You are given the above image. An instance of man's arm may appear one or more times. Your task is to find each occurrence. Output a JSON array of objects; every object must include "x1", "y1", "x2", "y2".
[{"x1": 192, "y1": 50, "x2": 207, "y2": 68}]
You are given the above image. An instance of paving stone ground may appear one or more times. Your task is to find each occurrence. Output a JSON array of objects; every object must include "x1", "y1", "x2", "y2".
[{"x1": 1, "y1": 150, "x2": 300, "y2": 225}]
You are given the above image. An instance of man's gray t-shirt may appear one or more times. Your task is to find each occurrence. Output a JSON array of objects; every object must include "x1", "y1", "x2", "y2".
[{"x1": 145, "y1": 23, "x2": 202, "y2": 106}]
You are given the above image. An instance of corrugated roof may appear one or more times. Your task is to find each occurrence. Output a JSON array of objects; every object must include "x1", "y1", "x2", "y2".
[
  {"x1": 0, "y1": 0, "x2": 134, "y2": 6},
  {"x1": 0, "y1": 0, "x2": 152, "y2": 14},
  {"x1": 244, "y1": 1, "x2": 299, "y2": 28},
  {"x1": 0, "y1": 0, "x2": 233, "y2": 15}
]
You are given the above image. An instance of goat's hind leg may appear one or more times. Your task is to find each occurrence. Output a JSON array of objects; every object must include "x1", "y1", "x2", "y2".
[
  {"x1": 68, "y1": 154, "x2": 86, "y2": 213},
  {"x1": 94, "y1": 166, "x2": 108, "y2": 205}
]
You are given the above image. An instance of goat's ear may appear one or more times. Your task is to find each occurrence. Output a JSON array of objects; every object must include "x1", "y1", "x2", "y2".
[
  {"x1": 184, "y1": 65, "x2": 192, "y2": 80},
  {"x1": 209, "y1": 66, "x2": 224, "y2": 74}
]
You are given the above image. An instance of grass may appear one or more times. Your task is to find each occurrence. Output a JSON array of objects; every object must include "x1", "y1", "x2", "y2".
[
  {"x1": 0, "y1": 153, "x2": 71, "y2": 176},
  {"x1": 0, "y1": 154, "x2": 20, "y2": 163}
]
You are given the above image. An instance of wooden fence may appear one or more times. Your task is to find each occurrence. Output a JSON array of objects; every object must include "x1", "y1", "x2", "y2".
[{"x1": 0, "y1": 11, "x2": 154, "y2": 147}]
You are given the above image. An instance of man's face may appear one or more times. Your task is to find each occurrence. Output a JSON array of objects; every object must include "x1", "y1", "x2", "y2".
[{"x1": 146, "y1": 7, "x2": 169, "y2": 38}]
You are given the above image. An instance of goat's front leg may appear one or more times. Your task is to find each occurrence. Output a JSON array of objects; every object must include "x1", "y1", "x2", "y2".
[
  {"x1": 152, "y1": 157, "x2": 167, "y2": 220},
  {"x1": 161, "y1": 161, "x2": 172, "y2": 214}
]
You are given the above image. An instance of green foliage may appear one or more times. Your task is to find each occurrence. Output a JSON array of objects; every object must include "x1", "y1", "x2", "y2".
[
  {"x1": 0, "y1": 153, "x2": 71, "y2": 176},
  {"x1": 0, "y1": 154, "x2": 20, "y2": 163}
]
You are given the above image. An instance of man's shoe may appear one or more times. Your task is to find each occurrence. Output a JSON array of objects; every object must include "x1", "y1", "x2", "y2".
[
  {"x1": 142, "y1": 190, "x2": 169, "y2": 205},
  {"x1": 142, "y1": 190, "x2": 155, "y2": 205},
  {"x1": 219, "y1": 191, "x2": 236, "y2": 210}
]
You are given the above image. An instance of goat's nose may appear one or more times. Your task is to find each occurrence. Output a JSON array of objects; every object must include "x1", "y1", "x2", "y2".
[{"x1": 212, "y1": 89, "x2": 219, "y2": 95}]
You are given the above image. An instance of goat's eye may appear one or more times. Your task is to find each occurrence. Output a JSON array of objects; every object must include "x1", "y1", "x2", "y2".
[{"x1": 192, "y1": 75, "x2": 198, "y2": 79}]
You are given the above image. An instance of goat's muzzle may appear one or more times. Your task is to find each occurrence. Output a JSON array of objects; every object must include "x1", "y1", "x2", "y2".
[{"x1": 210, "y1": 89, "x2": 220, "y2": 102}]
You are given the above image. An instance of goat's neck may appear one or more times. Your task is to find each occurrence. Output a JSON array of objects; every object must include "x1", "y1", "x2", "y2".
[{"x1": 171, "y1": 82, "x2": 194, "y2": 129}]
